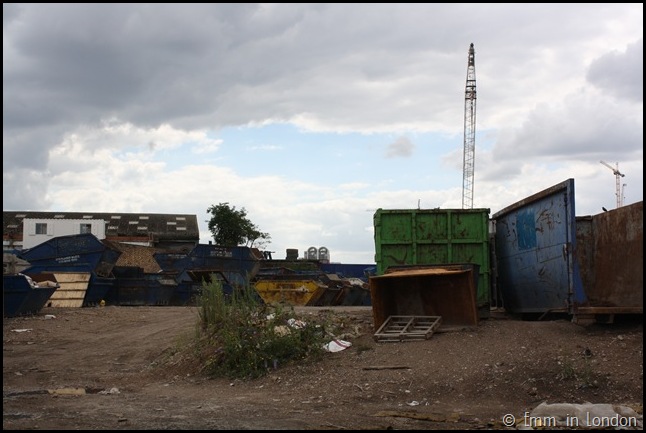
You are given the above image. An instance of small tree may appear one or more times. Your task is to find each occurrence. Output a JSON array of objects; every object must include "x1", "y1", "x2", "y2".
[{"x1": 206, "y1": 202, "x2": 271, "y2": 248}]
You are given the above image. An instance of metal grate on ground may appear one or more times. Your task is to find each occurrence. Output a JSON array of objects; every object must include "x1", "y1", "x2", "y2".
[{"x1": 373, "y1": 315, "x2": 442, "y2": 342}]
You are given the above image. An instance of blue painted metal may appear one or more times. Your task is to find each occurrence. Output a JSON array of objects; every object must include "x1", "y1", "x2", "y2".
[
  {"x1": 183, "y1": 244, "x2": 262, "y2": 280},
  {"x1": 3, "y1": 274, "x2": 58, "y2": 317},
  {"x1": 154, "y1": 244, "x2": 262, "y2": 303},
  {"x1": 18, "y1": 233, "x2": 121, "y2": 277},
  {"x1": 153, "y1": 251, "x2": 190, "y2": 272},
  {"x1": 83, "y1": 274, "x2": 115, "y2": 306},
  {"x1": 23, "y1": 263, "x2": 93, "y2": 274},
  {"x1": 320, "y1": 263, "x2": 376, "y2": 281},
  {"x1": 340, "y1": 285, "x2": 372, "y2": 306},
  {"x1": 491, "y1": 179, "x2": 586, "y2": 313},
  {"x1": 171, "y1": 281, "x2": 195, "y2": 306},
  {"x1": 105, "y1": 266, "x2": 177, "y2": 306},
  {"x1": 154, "y1": 245, "x2": 261, "y2": 278},
  {"x1": 172, "y1": 269, "x2": 238, "y2": 305}
]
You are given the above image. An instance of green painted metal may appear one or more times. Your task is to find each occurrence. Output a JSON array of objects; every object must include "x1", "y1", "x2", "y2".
[{"x1": 373, "y1": 208, "x2": 491, "y2": 311}]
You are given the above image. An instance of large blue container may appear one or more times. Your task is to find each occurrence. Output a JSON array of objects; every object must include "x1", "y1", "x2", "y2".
[
  {"x1": 18, "y1": 234, "x2": 120, "y2": 307},
  {"x1": 491, "y1": 179, "x2": 586, "y2": 314},
  {"x1": 154, "y1": 245, "x2": 261, "y2": 278},
  {"x1": 18, "y1": 233, "x2": 121, "y2": 277},
  {"x1": 154, "y1": 244, "x2": 262, "y2": 299},
  {"x1": 184, "y1": 244, "x2": 262, "y2": 280},
  {"x1": 3, "y1": 274, "x2": 58, "y2": 317},
  {"x1": 105, "y1": 266, "x2": 176, "y2": 306}
]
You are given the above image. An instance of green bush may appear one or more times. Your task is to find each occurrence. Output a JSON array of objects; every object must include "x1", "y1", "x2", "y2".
[{"x1": 196, "y1": 277, "x2": 328, "y2": 379}]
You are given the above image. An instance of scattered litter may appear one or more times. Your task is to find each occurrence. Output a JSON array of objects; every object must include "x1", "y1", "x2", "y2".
[
  {"x1": 44, "y1": 315, "x2": 56, "y2": 320},
  {"x1": 346, "y1": 278, "x2": 365, "y2": 286},
  {"x1": 264, "y1": 359, "x2": 280, "y2": 370},
  {"x1": 99, "y1": 387, "x2": 120, "y2": 395},
  {"x1": 288, "y1": 318, "x2": 306, "y2": 329},
  {"x1": 273, "y1": 325, "x2": 291, "y2": 336},
  {"x1": 323, "y1": 339, "x2": 352, "y2": 352},
  {"x1": 19, "y1": 273, "x2": 38, "y2": 288},
  {"x1": 11, "y1": 329, "x2": 33, "y2": 333},
  {"x1": 407, "y1": 401, "x2": 420, "y2": 406}
]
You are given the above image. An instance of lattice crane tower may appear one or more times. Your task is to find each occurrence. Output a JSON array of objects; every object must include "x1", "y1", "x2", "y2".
[
  {"x1": 600, "y1": 160, "x2": 625, "y2": 208},
  {"x1": 462, "y1": 43, "x2": 477, "y2": 209}
]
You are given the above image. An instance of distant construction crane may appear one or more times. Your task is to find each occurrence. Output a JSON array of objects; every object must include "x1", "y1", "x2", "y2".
[
  {"x1": 600, "y1": 160, "x2": 625, "y2": 209},
  {"x1": 462, "y1": 43, "x2": 477, "y2": 209}
]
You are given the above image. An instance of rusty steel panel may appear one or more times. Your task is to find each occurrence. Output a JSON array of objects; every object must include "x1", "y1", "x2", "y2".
[
  {"x1": 575, "y1": 216, "x2": 595, "y2": 302},
  {"x1": 575, "y1": 201, "x2": 643, "y2": 311},
  {"x1": 369, "y1": 267, "x2": 479, "y2": 330},
  {"x1": 491, "y1": 179, "x2": 586, "y2": 313}
]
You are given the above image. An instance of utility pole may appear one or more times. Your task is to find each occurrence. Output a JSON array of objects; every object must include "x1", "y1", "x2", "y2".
[
  {"x1": 462, "y1": 43, "x2": 477, "y2": 209},
  {"x1": 599, "y1": 161, "x2": 625, "y2": 209}
]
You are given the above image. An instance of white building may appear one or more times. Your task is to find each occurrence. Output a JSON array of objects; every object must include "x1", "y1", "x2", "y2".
[{"x1": 21, "y1": 218, "x2": 106, "y2": 249}]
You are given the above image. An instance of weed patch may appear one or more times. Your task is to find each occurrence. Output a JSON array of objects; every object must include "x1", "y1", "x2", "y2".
[{"x1": 195, "y1": 278, "x2": 330, "y2": 379}]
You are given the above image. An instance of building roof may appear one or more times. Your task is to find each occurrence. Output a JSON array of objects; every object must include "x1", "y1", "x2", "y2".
[{"x1": 2, "y1": 211, "x2": 200, "y2": 242}]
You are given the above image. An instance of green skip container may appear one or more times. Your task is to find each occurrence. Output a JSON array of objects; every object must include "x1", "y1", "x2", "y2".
[{"x1": 373, "y1": 208, "x2": 491, "y2": 317}]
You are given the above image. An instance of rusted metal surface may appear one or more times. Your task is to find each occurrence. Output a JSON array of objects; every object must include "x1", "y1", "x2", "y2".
[
  {"x1": 574, "y1": 216, "x2": 595, "y2": 302},
  {"x1": 491, "y1": 179, "x2": 585, "y2": 313},
  {"x1": 369, "y1": 267, "x2": 479, "y2": 331},
  {"x1": 574, "y1": 201, "x2": 643, "y2": 312}
]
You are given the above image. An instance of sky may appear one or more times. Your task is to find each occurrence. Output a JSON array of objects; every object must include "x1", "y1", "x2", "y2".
[{"x1": 3, "y1": 4, "x2": 643, "y2": 263}]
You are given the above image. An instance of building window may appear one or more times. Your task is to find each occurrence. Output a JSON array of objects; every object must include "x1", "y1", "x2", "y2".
[
  {"x1": 35, "y1": 223, "x2": 48, "y2": 235},
  {"x1": 80, "y1": 223, "x2": 92, "y2": 234}
]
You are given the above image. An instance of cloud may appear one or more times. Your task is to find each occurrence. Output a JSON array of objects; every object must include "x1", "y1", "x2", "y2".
[
  {"x1": 587, "y1": 38, "x2": 643, "y2": 103},
  {"x1": 385, "y1": 136, "x2": 415, "y2": 158}
]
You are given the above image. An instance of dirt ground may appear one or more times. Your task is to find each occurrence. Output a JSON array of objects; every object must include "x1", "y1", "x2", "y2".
[{"x1": 3, "y1": 305, "x2": 643, "y2": 430}]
